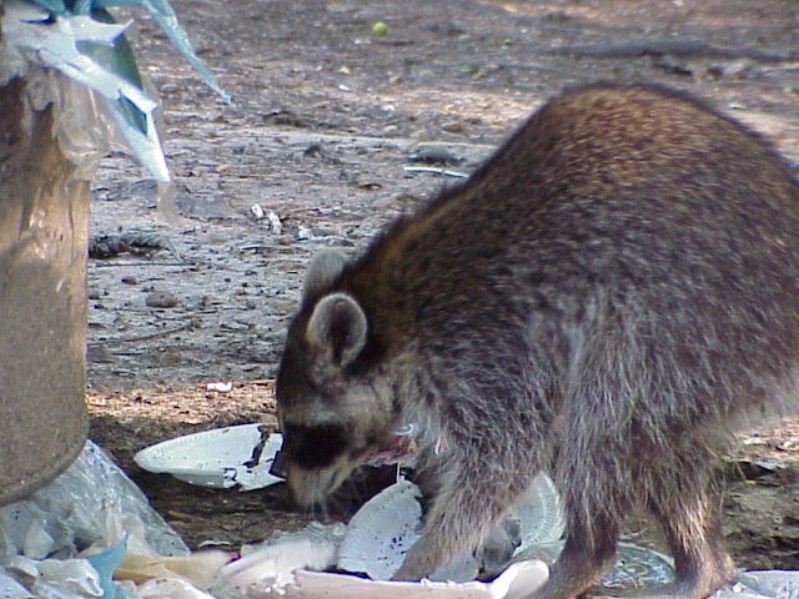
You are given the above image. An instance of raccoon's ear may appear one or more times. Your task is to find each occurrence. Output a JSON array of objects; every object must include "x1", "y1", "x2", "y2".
[
  {"x1": 303, "y1": 250, "x2": 348, "y2": 299},
  {"x1": 306, "y1": 293, "x2": 367, "y2": 367}
]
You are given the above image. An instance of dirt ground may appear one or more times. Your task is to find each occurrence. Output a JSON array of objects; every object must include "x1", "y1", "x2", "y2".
[{"x1": 85, "y1": 0, "x2": 799, "y2": 574}]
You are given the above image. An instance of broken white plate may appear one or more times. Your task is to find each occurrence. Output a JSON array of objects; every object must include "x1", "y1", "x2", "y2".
[
  {"x1": 338, "y1": 473, "x2": 564, "y2": 581},
  {"x1": 134, "y1": 425, "x2": 284, "y2": 490},
  {"x1": 338, "y1": 480, "x2": 423, "y2": 580}
]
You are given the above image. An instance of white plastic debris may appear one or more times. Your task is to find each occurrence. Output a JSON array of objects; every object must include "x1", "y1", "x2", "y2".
[
  {"x1": 206, "y1": 382, "x2": 234, "y2": 393},
  {"x1": 296, "y1": 225, "x2": 313, "y2": 241},
  {"x1": 215, "y1": 475, "x2": 560, "y2": 598},
  {"x1": 403, "y1": 166, "x2": 469, "y2": 178},
  {"x1": 0, "y1": 442, "x2": 187, "y2": 561},
  {"x1": 250, "y1": 205, "x2": 265, "y2": 220},
  {"x1": 135, "y1": 577, "x2": 219, "y2": 599},
  {"x1": 712, "y1": 570, "x2": 799, "y2": 599},
  {"x1": 221, "y1": 523, "x2": 345, "y2": 594},
  {"x1": 134, "y1": 424, "x2": 284, "y2": 490},
  {"x1": 37, "y1": 558, "x2": 104, "y2": 597},
  {"x1": 0, "y1": 441, "x2": 201, "y2": 599},
  {"x1": 266, "y1": 211, "x2": 283, "y2": 235}
]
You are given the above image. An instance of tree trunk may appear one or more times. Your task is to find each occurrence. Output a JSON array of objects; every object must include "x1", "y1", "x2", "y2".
[{"x1": 0, "y1": 76, "x2": 89, "y2": 506}]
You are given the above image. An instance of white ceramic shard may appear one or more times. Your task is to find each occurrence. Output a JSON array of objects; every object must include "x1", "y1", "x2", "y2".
[{"x1": 134, "y1": 425, "x2": 284, "y2": 490}]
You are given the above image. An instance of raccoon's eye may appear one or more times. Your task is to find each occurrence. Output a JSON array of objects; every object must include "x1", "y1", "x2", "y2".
[{"x1": 284, "y1": 423, "x2": 348, "y2": 469}]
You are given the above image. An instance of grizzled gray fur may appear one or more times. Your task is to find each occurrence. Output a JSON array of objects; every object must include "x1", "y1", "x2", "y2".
[{"x1": 275, "y1": 81, "x2": 799, "y2": 599}]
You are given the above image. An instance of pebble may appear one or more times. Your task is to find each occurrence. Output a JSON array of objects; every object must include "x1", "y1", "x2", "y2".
[
  {"x1": 408, "y1": 145, "x2": 460, "y2": 165},
  {"x1": 145, "y1": 291, "x2": 179, "y2": 308}
]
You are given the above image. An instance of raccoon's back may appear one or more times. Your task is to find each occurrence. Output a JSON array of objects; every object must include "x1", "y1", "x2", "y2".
[
  {"x1": 366, "y1": 82, "x2": 799, "y2": 319},
  {"x1": 352, "y1": 82, "x2": 799, "y2": 417}
]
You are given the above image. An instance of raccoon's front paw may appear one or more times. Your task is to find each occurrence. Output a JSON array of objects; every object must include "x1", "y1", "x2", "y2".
[{"x1": 391, "y1": 541, "x2": 439, "y2": 582}]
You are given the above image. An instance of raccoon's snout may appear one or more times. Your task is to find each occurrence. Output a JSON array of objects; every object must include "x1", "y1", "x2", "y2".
[
  {"x1": 283, "y1": 422, "x2": 349, "y2": 470},
  {"x1": 282, "y1": 422, "x2": 359, "y2": 507}
]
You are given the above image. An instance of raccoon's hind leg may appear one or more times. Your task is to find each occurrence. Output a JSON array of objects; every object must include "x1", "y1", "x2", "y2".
[
  {"x1": 635, "y1": 461, "x2": 734, "y2": 599},
  {"x1": 529, "y1": 488, "x2": 626, "y2": 599},
  {"x1": 588, "y1": 454, "x2": 734, "y2": 599}
]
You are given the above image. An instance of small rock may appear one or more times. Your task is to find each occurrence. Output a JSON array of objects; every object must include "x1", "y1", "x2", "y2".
[
  {"x1": 87, "y1": 345, "x2": 114, "y2": 364},
  {"x1": 408, "y1": 145, "x2": 460, "y2": 165},
  {"x1": 303, "y1": 143, "x2": 324, "y2": 158},
  {"x1": 707, "y1": 59, "x2": 754, "y2": 81},
  {"x1": 121, "y1": 276, "x2": 138, "y2": 285},
  {"x1": 145, "y1": 291, "x2": 179, "y2": 309},
  {"x1": 440, "y1": 120, "x2": 467, "y2": 134}
]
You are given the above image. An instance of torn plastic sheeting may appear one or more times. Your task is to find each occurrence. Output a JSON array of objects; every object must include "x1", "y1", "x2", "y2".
[
  {"x1": 0, "y1": 443, "x2": 187, "y2": 561},
  {"x1": 2, "y1": 551, "x2": 110, "y2": 598},
  {"x1": 29, "y1": 0, "x2": 232, "y2": 104},
  {"x1": 49, "y1": 70, "x2": 133, "y2": 181},
  {"x1": 2, "y1": 0, "x2": 168, "y2": 181},
  {"x1": 0, "y1": 441, "x2": 192, "y2": 599},
  {"x1": 0, "y1": 572, "x2": 32, "y2": 599},
  {"x1": 1, "y1": 3, "x2": 156, "y2": 111},
  {"x1": 133, "y1": 0, "x2": 231, "y2": 104}
]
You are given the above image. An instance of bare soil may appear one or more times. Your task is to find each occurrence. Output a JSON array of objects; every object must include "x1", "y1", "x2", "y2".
[{"x1": 86, "y1": 0, "x2": 799, "y2": 572}]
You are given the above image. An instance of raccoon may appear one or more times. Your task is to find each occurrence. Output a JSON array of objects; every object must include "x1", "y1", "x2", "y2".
[{"x1": 274, "y1": 81, "x2": 799, "y2": 599}]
